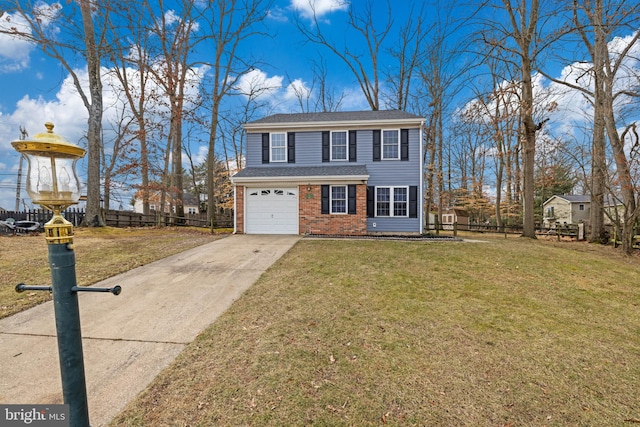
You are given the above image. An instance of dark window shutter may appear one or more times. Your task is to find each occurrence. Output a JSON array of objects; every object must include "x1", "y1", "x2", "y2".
[
  {"x1": 373, "y1": 130, "x2": 381, "y2": 161},
  {"x1": 321, "y1": 185, "x2": 330, "y2": 214},
  {"x1": 322, "y1": 131, "x2": 330, "y2": 162},
  {"x1": 287, "y1": 132, "x2": 295, "y2": 163},
  {"x1": 401, "y1": 129, "x2": 409, "y2": 161},
  {"x1": 349, "y1": 130, "x2": 357, "y2": 162},
  {"x1": 409, "y1": 185, "x2": 418, "y2": 218},
  {"x1": 348, "y1": 184, "x2": 357, "y2": 214},
  {"x1": 262, "y1": 133, "x2": 269, "y2": 164},
  {"x1": 367, "y1": 186, "x2": 375, "y2": 217}
]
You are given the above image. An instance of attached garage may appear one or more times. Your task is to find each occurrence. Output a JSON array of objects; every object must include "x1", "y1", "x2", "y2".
[{"x1": 245, "y1": 187, "x2": 299, "y2": 234}]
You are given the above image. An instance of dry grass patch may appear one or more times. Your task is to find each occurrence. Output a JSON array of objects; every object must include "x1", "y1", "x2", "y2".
[
  {"x1": 0, "y1": 227, "x2": 225, "y2": 319},
  {"x1": 111, "y1": 237, "x2": 640, "y2": 426}
]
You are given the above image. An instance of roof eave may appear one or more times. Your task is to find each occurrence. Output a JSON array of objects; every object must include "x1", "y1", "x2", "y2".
[
  {"x1": 231, "y1": 174, "x2": 370, "y2": 184},
  {"x1": 244, "y1": 118, "x2": 424, "y2": 132}
]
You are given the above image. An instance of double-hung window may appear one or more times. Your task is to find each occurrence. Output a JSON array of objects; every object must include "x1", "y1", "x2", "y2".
[
  {"x1": 270, "y1": 133, "x2": 286, "y2": 162},
  {"x1": 331, "y1": 131, "x2": 348, "y2": 161},
  {"x1": 331, "y1": 185, "x2": 347, "y2": 214},
  {"x1": 382, "y1": 130, "x2": 400, "y2": 160},
  {"x1": 376, "y1": 186, "x2": 408, "y2": 217}
]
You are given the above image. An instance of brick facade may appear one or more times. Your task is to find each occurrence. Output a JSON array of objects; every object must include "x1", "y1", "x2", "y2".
[
  {"x1": 234, "y1": 184, "x2": 368, "y2": 235},
  {"x1": 235, "y1": 186, "x2": 245, "y2": 233},
  {"x1": 299, "y1": 184, "x2": 368, "y2": 235}
]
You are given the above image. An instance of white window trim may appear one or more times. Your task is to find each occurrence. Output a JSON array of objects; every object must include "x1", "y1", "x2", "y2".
[
  {"x1": 375, "y1": 186, "x2": 409, "y2": 217},
  {"x1": 330, "y1": 130, "x2": 349, "y2": 161},
  {"x1": 270, "y1": 132, "x2": 287, "y2": 163},
  {"x1": 382, "y1": 129, "x2": 400, "y2": 160},
  {"x1": 330, "y1": 185, "x2": 348, "y2": 214}
]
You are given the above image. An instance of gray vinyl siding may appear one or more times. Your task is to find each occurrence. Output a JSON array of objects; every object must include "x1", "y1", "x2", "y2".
[
  {"x1": 360, "y1": 129, "x2": 421, "y2": 233},
  {"x1": 246, "y1": 132, "x2": 265, "y2": 166},
  {"x1": 293, "y1": 131, "x2": 323, "y2": 164},
  {"x1": 247, "y1": 129, "x2": 420, "y2": 173}
]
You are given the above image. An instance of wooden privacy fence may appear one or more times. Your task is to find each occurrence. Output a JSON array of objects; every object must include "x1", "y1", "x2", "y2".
[
  {"x1": 104, "y1": 210, "x2": 233, "y2": 228},
  {"x1": 0, "y1": 208, "x2": 85, "y2": 226},
  {"x1": 0, "y1": 209, "x2": 233, "y2": 229}
]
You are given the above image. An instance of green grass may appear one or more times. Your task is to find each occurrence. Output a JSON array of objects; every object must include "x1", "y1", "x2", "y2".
[{"x1": 110, "y1": 236, "x2": 640, "y2": 426}]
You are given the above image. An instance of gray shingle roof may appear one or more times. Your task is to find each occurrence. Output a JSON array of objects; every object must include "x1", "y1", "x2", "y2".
[
  {"x1": 248, "y1": 110, "x2": 423, "y2": 125},
  {"x1": 233, "y1": 165, "x2": 368, "y2": 179},
  {"x1": 555, "y1": 194, "x2": 590, "y2": 203}
]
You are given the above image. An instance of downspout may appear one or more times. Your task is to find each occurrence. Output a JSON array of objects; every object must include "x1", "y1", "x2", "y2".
[{"x1": 232, "y1": 184, "x2": 237, "y2": 234}]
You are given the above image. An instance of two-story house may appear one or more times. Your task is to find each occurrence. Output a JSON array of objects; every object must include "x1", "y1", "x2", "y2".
[{"x1": 230, "y1": 110, "x2": 425, "y2": 235}]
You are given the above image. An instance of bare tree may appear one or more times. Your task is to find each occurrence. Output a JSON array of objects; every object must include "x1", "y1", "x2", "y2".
[
  {"x1": 286, "y1": 59, "x2": 346, "y2": 113},
  {"x1": 101, "y1": 103, "x2": 135, "y2": 212},
  {"x1": 310, "y1": 59, "x2": 346, "y2": 112},
  {"x1": 467, "y1": 68, "x2": 522, "y2": 230},
  {"x1": 417, "y1": 2, "x2": 476, "y2": 229},
  {"x1": 219, "y1": 76, "x2": 273, "y2": 171},
  {"x1": 2, "y1": 0, "x2": 111, "y2": 225},
  {"x1": 295, "y1": 0, "x2": 393, "y2": 110},
  {"x1": 199, "y1": 0, "x2": 272, "y2": 229},
  {"x1": 540, "y1": 0, "x2": 640, "y2": 251},
  {"x1": 144, "y1": 0, "x2": 204, "y2": 223},
  {"x1": 479, "y1": 0, "x2": 550, "y2": 238},
  {"x1": 383, "y1": 4, "x2": 430, "y2": 111},
  {"x1": 107, "y1": 0, "x2": 159, "y2": 216}
]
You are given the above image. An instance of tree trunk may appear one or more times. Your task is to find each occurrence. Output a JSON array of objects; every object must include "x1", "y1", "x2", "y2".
[
  {"x1": 588, "y1": 0, "x2": 607, "y2": 243},
  {"x1": 207, "y1": 100, "x2": 221, "y2": 231},
  {"x1": 521, "y1": 58, "x2": 537, "y2": 238},
  {"x1": 80, "y1": 0, "x2": 104, "y2": 227}
]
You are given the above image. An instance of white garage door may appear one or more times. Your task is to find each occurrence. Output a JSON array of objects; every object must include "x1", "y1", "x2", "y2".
[{"x1": 246, "y1": 188, "x2": 299, "y2": 234}]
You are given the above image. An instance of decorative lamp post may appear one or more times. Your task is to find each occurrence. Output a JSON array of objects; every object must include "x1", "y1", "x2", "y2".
[{"x1": 12, "y1": 122, "x2": 120, "y2": 427}]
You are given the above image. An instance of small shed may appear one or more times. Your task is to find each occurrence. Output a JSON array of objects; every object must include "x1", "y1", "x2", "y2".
[{"x1": 442, "y1": 208, "x2": 469, "y2": 230}]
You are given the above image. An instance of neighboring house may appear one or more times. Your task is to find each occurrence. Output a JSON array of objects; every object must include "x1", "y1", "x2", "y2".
[
  {"x1": 231, "y1": 110, "x2": 425, "y2": 235},
  {"x1": 441, "y1": 208, "x2": 469, "y2": 230},
  {"x1": 542, "y1": 195, "x2": 590, "y2": 228},
  {"x1": 133, "y1": 191, "x2": 200, "y2": 214}
]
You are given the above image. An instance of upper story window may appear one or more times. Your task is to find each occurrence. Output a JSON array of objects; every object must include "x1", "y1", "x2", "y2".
[
  {"x1": 270, "y1": 133, "x2": 286, "y2": 162},
  {"x1": 331, "y1": 131, "x2": 348, "y2": 161},
  {"x1": 579, "y1": 204, "x2": 585, "y2": 211},
  {"x1": 382, "y1": 130, "x2": 400, "y2": 160}
]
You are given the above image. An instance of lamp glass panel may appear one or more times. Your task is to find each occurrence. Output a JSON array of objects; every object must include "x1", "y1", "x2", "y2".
[{"x1": 25, "y1": 153, "x2": 81, "y2": 205}]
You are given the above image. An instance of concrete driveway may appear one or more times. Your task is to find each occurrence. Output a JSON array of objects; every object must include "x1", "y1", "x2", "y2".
[{"x1": 0, "y1": 234, "x2": 299, "y2": 426}]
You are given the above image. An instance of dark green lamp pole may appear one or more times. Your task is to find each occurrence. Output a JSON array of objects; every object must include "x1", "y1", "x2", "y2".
[{"x1": 12, "y1": 123, "x2": 120, "y2": 427}]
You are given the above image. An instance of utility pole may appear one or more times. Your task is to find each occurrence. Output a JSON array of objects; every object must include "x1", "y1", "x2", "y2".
[{"x1": 15, "y1": 127, "x2": 28, "y2": 212}]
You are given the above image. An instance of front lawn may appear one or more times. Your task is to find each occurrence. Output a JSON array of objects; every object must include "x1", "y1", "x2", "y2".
[{"x1": 111, "y1": 236, "x2": 640, "y2": 426}]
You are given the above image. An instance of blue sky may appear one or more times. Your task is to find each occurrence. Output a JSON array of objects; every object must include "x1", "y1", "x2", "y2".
[
  {"x1": 0, "y1": 0, "x2": 434, "y2": 210},
  {"x1": 0, "y1": 0, "x2": 638, "y2": 211}
]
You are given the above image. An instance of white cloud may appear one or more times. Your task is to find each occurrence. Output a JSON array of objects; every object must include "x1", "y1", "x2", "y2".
[
  {"x1": 267, "y1": 6, "x2": 289, "y2": 23},
  {"x1": 284, "y1": 78, "x2": 311, "y2": 101},
  {"x1": 235, "y1": 68, "x2": 284, "y2": 99},
  {"x1": 0, "y1": 13, "x2": 35, "y2": 72},
  {"x1": 32, "y1": 2, "x2": 63, "y2": 29},
  {"x1": 290, "y1": 0, "x2": 349, "y2": 20},
  {"x1": 233, "y1": 68, "x2": 368, "y2": 112},
  {"x1": 162, "y1": 10, "x2": 200, "y2": 33}
]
